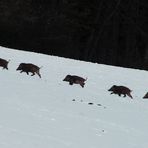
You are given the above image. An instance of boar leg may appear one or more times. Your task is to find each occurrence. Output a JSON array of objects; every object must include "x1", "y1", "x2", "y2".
[
  {"x1": 118, "y1": 93, "x2": 121, "y2": 96},
  {"x1": 127, "y1": 93, "x2": 133, "y2": 99},
  {"x1": 31, "y1": 72, "x2": 35, "y2": 76},
  {"x1": 80, "y1": 84, "x2": 84, "y2": 88},
  {"x1": 69, "y1": 81, "x2": 73, "y2": 85},
  {"x1": 3, "y1": 65, "x2": 8, "y2": 70},
  {"x1": 80, "y1": 82, "x2": 85, "y2": 88},
  {"x1": 36, "y1": 72, "x2": 41, "y2": 78},
  {"x1": 123, "y1": 94, "x2": 126, "y2": 97}
]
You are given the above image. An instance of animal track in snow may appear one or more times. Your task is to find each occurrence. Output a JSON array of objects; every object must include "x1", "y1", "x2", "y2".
[{"x1": 72, "y1": 99, "x2": 106, "y2": 108}]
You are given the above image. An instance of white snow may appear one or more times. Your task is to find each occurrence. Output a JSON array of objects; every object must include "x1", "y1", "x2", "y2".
[{"x1": 0, "y1": 46, "x2": 148, "y2": 148}]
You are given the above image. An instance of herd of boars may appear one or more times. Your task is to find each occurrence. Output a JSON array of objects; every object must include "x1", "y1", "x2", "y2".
[{"x1": 0, "y1": 57, "x2": 148, "y2": 99}]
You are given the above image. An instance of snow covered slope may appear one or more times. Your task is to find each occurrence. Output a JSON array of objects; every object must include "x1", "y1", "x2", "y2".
[{"x1": 0, "y1": 46, "x2": 148, "y2": 148}]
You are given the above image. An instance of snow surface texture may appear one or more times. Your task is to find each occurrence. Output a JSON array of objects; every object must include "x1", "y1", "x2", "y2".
[{"x1": 0, "y1": 46, "x2": 148, "y2": 148}]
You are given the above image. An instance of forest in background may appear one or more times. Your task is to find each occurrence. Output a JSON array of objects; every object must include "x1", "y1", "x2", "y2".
[{"x1": 0, "y1": 0, "x2": 148, "y2": 69}]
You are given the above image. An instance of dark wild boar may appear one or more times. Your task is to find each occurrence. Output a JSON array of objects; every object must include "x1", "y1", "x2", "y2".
[
  {"x1": 16, "y1": 63, "x2": 41, "y2": 78},
  {"x1": 108, "y1": 85, "x2": 133, "y2": 99},
  {"x1": 0, "y1": 58, "x2": 10, "y2": 70},
  {"x1": 63, "y1": 75, "x2": 87, "y2": 87}
]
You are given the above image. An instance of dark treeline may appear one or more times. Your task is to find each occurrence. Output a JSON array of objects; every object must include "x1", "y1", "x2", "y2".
[{"x1": 0, "y1": 0, "x2": 148, "y2": 69}]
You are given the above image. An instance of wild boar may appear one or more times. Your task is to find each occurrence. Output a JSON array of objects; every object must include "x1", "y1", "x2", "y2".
[
  {"x1": 16, "y1": 63, "x2": 41, "y2": 78},
  {"x1": 63, "y1": 75, "x2": 87, "y2": 87},
  {"x1": 143, "y1": 92, "x2": 148, "y2": 99},
  {"x1": 108, "y1": 85, "x2": 133, "y2": 99},
  {"x1": 0, "y1": 58, "x2": 10, "y2": 70}
]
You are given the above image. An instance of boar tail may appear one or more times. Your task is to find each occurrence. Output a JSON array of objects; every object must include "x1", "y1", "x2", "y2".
[
  {"x1": 8, "y1": 59, "x2": 10, "y2": 63},
  {"x1": 85, "y1": 77, "x2": 88, "y2": 81}
]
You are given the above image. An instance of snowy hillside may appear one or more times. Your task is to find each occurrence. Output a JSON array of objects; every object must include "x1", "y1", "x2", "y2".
[{"x1": 0, "y1": 46, "x2": 148, "y2": 148}]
